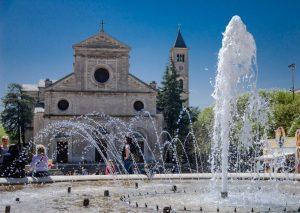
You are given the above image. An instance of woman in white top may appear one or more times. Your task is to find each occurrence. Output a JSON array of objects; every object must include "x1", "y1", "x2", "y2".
[{"x1": 30, "y1": 144, "x2": 49, "y2": 177}]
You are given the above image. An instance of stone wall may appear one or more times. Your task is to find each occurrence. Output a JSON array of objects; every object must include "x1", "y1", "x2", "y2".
[{"x1": 43, "y1": 91, "x2": 157, "y2": 116}]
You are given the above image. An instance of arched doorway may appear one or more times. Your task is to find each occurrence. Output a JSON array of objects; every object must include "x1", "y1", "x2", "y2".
[
  {"x1": 93, "y1": 127, "x2": 108, "y2": 163},
  {"x1": 130, "y1": 132, "x2": 146, "y2": 163},
  {"x1": 55, "y1": 133, "x2": 69, "y2": 163}
]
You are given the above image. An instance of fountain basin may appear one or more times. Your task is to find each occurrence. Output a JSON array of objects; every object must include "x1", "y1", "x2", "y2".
[
  {"x1": 0, "y1": 174, "x2": 299, "y2": 212},
  {"x1": 1, "y1": 173, "x2": 299, "y2": 185}
]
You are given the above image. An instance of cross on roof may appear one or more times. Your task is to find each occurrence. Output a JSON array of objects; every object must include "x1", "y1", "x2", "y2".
[
  {"x1": 100, "y1": 20, "x2": 105, "y2": 32},
  {"x1": 177, "y1": 23, "x2": 181, "y2": 32}
]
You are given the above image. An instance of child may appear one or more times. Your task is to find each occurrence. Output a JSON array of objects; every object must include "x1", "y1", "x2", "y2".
[
  {"x1": 30, "y1": 145, "x2": 49, "y2": 177},
  {"x1": 105, "y1": 159, "x2": 116, "y2": 175}
]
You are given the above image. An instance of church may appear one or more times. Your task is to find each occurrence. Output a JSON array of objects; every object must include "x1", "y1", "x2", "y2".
[{"x1": 22, "y1": 25, "x2": 189, "y2": 164}]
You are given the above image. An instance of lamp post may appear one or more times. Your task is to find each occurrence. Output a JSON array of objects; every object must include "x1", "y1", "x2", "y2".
[{"x1": 288, "y1": 63, "x2": 296, "y2": 100}]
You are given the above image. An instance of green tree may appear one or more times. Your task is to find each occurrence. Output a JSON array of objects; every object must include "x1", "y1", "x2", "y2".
[
  {"x1": 260, "y1": 90, "x2": 300, "y2": 137},
  {"x1": 193, "y1": 90, "x2": 300, "y2": 172},
  {"x1": 157, "y1": 61, "x2": 184, "y2": 137},
  {"x1": 193, "y1": 107, "x2": 214, "y2": 172},
  {"x1": 158, "y1": 61, "x2": 194, "y2": 166},
  {"x1": 1, "y1": 83, "x2": 34, "y2": 147},
  {"x1": 289, "y1": 116, "x2": 300, "y2": 136}
]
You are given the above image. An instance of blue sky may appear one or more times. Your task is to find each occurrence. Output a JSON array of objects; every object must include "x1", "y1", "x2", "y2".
[{"x1": 0, "y1": 0, "x2": 299, "y2": 109}]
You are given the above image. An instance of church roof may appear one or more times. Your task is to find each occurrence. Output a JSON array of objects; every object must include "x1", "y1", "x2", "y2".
[
  {"x1": 73, "y1": 30, "x2": 130, "y2": 50},
  {"x1": 174, "y1": 29, "x2": 187, "y2": 48},
  {"x1": 128, "y1": 73, "x2": 157, "y2": 92}
]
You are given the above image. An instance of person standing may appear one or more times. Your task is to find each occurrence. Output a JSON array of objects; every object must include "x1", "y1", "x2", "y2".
[
  {"x1": 276, "y1": 127, "x2": 286, "y2": 148},
  {"x1": 0, "y1": 136, "x2": 10, "y2": 165},
  {"x1": 122, "y1": 137, "x2": 133, "y2": 174},
  {"x1": 295, "y1": 129, "x2": 300, "y2": 173},
  {"x1": 0, "y1": 144, "x2": 25, "y2": 178}
]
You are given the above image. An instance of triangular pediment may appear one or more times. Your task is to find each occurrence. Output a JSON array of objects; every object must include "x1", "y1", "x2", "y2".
[
  {"x1": 73, "y1": 31, "x2": 130, "y2": 50},
  {"x1": 128, "y1": 74, "x2": 156, "y2": 92},
  {"x1": 45, "y1": 73, "x2": 76, "y2": 90}
]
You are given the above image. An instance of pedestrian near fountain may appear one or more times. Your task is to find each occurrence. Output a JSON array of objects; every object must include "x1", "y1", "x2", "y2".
[
  {"x1": 0, "y1": 144, "x2": 26, "y2": 178},
  {"x1": 123, "y1": 137, "x2": 133, "y2": 174},
  {"x1": 0, "y1": 135, "x2": 10, "y2": 165},
  {"x1": 105, "y1": 159, "x2": 116, "y2": 175},
  {"x1": 296, "y1": 129, "x2": 300, "y2": 147},
  {"x1": 30, "y1": 144, "x2": 49, "y2": 177},
  {"x1": 276, "y1": 127, "x2": 286, "y2": 148},
  {"x1": 296, "y1": 129, "x2": 300, "y2": 173}
]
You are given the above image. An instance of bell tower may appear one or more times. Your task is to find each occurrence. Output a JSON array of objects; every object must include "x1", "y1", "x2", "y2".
[{"x1": 170, "y1": 27, "x2": 189, "y2": 106}]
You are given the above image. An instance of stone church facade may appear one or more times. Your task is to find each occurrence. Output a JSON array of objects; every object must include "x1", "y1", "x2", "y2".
[{"x1": 22, "y1": 27, "x2": 189, "y2": 164}]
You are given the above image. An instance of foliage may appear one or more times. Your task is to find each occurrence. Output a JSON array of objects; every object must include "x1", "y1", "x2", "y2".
[
  {"x1": 157, "y1": 61, "x2": 198, "y2": 167},
  {"x1": 193, "y1": 106, "x2": 214, "y2": 172},
  {"x1": 192, "y1": 89, "x2": 300, "y2": 172},
  {"x1": 1, "y1": 83, "x2": 34, "y2": 147},
  {"x1": 259, "y1": 90, "x2": 300, "y2": 137},
  {"x1": 157, "y1": 61, "x2": 184, "y2": 137},
  {"x1": 0, "y1": 124, "x2": 7, "y2": 139},
  {"x1": 289, "y1": 116, "x2": 300, "y2": 136}
]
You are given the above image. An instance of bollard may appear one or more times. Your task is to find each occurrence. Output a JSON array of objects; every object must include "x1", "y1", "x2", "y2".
[
  {"x1": 172, "y1": 185, "x2": 177, "y2": 192},
  {"x1": 163, "y1": 206, "x2": 171, "y2": 213},
  {"x1": 67, "y1": 187, "x2": 71, "y2": 193},
  {"x1": 104, "y1": 190, "x2": 109, "y2": 197},
  {"x1": 5, "y1": 206, "x2": 10, "y2": 213},
  {"x1": 83, "y1": 198, "x2": 89, "y2": 207},
  {"x1": 221, "y1": 191, "x2": 228, "y2": 198},
  {"x1": 135, "y1": 182, "x2": 138, "y2": 189}
]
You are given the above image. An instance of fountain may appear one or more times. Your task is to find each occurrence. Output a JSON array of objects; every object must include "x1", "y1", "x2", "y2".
[
  {"x1": 212, "y1": 15, "x2": 258, "y2": 198},
  {"x1": 0, "y1": 16, "x2": 300, "y2": 212}
]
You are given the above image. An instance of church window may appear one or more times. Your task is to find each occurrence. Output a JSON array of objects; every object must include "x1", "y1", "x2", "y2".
[
  {"x1": 57, "y1": 99, "x2": 69, "y2": 111},
  {"x1": 133, "y1": 101, "x2": 144, "y2": 111},
  {"x1": 94, "y1": 68, "x2": 110, "y2": 83},
  {"x1": 176, "y1": 54, "x2": 185, "y2": 62}
]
